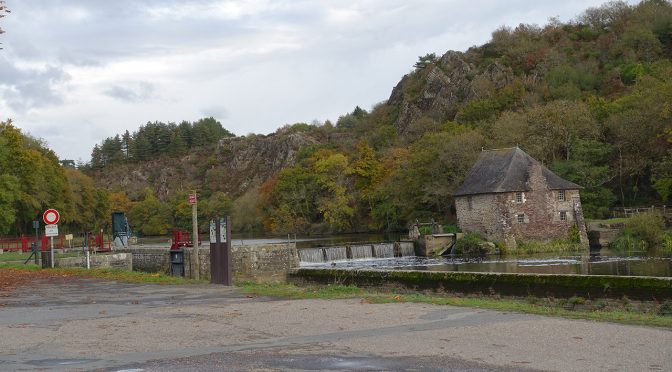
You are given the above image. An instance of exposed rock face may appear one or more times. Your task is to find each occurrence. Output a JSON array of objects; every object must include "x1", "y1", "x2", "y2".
[
  {"x1": 207, "y1": 132, "x2": 319, "y2": 194},
  {"x1": 91, "y1": 132, "x2": 321, "y2": 200},
  {"x1": 388, "y1": 50, "x2": 514, "y2": 135}
]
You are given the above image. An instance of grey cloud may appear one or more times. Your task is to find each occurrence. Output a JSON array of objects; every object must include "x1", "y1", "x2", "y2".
[
  {"x1": 200, "y1": 105, "x2": 228, "y2": 120},
  {"x1": 0, "y1": 58, "x2": 70, "y2": 112},
  {"x1": 104, "y1": 82, "x2": 156, "y2": 102}
]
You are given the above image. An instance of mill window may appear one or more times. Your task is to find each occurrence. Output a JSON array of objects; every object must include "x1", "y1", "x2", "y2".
[
  {"x1": 558, "y1": 190, "x2": 565, "y2": 201},
  {"x1": 560, "y1": 211, "x2": 567, "y2": 221},
  {"x1": 517, "y1": 214, "x2": 525, "y2": 224},
  {"x1": 515, "y1": 192, "x2": 523, "y2": 203},
  {"x1": 467, "y1": 196, "x2": 473, "y2": 211}
]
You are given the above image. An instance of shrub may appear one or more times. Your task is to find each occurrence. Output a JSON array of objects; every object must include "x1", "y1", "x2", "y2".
[
  {"x1": 626, "y1": 212, "x2": 665, "y2": 247},
  {"x1": 663, "y1": 233, "x2": 672, "y2": 254},
  {"x1": 611, "y1": 212, "x2": 666, "y2": 252},
  {"x1": 453, "y1": 233, "x2": 489, "y2": 257}
]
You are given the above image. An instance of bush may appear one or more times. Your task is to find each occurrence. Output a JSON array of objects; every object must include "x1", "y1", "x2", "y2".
[
  {"x1": 453, "y1": 233, "x2": 489, "y2": 257},
  {"x1": 611, "y1": 212, "x2": 666, "y2": 252},
  {"x1": 663, "y1": 233, "x2": 672, "y2": 254}
]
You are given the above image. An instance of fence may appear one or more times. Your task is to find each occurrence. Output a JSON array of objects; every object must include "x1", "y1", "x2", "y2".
[
  {"x1": 611, "y1": 205, "x2": 671, "y2": 218},
  {"x1": 0, "y1": 233, "x2": 111, "y2": 252}
]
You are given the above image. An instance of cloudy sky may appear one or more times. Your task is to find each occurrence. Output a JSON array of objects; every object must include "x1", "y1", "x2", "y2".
[{"x1": 0, "y1": 0, "x2": 636, "y2": 162}]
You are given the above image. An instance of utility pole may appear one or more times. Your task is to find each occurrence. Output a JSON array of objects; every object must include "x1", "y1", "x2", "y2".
[{"x1": 190, "y1": 192, "x2": 200, "y2": 280}]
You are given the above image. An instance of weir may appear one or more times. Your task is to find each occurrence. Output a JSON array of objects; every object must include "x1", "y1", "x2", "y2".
[
  {"x1": 298, "y1": 248, "x2": 325, "y2": 263},
  {"x1": 349, "y1": 245, "x2": 374, "y2": 259},
  {"x1": 297, "y1": 241, "x2": 419, "y2": 264},
  {"x1": 373, "y1": 243, "x2": 394, "y2": 258},
  {"x1": 398, "y1": 242, "x2": 415, "y2": 257},
  {"x1": 324, "y1": 246, "x2": 347, "y2": 261}
]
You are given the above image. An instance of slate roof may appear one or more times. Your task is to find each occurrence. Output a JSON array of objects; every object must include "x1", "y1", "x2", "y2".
[{"x1": 453, "y1": 147, "x2": 581, "y2": 197}]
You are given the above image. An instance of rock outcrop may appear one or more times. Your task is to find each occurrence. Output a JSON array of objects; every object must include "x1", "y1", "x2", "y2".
[
  {"x1": 91, "y1": 131, "x2": 321, "y2": 200},
  {"x1": 388, "y1": 50, "x2": 514, "y2": 135}
]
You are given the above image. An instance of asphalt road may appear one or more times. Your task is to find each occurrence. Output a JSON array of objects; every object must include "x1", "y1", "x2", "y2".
[{"x1": 0, "y1": 277, "x2": 670, "y2": 371}]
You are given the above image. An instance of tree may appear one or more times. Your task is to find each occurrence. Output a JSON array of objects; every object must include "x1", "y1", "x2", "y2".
[
  {"x1": 414, "y1": 53, "x2": 438, "y2": 69},
  {"x1": 231, "y1": 187, "x2": 265, "y2": 232},
  {"x1": 0, "y1": 174, "x2": 19, "y2": 234},
  {"x1": 0, "y1": 1, "x2": 9, "y2": 50}
]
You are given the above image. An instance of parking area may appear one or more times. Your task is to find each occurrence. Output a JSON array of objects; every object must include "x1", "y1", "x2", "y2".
[{"x1": 0, "y1": 276, "x2": 670, "y2": 371}]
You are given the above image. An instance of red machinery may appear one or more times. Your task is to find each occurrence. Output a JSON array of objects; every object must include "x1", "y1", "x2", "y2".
[{"x1": 171, "y1": 230, "x2": 194, "y2": 250}]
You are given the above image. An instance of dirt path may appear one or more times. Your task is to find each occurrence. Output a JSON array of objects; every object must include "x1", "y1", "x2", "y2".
[{"x1": 0, "y1": 276, "x2": 670, "y2": 371}]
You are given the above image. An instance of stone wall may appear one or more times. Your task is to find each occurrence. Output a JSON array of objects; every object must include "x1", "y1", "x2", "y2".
[
  {"x1": 54, "y1": 253, "x2": 132, "y2": 271},
  {"x1": 120, "y1": 248, "x2": 169, "y2": 273},
  {"x1": 455, "y1": 193, "x2": 503, "y2": 242},
  {"x1": 118, "y1": 243, "x2": 299, "y2": 282}
]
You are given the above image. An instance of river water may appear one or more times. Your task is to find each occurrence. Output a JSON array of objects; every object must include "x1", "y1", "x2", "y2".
[
  {"x1": 137, "y1": 233, "x2": 672, "y2": 277},
  {"x1": 301, "y1": 251, "x2": 672, "y2": 277},
  {"x1": 293, "y1": 234, "x2": 672, "y2": 277}
]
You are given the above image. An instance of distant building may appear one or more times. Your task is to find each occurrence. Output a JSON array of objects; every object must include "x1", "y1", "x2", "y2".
[
  {"x1": 453, "y1": 147, "x2": 588, "y2": 248},
  {"x1": 60, "y1": 159, "x2": 76, "y2": 168}
]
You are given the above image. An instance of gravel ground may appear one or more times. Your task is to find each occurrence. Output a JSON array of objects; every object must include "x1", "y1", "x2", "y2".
[{"x1": 0, "y1": 276, "x2": 670, "y2": 371}]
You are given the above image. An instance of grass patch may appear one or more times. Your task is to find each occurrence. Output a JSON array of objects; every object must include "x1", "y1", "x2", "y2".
[
  {"x1": 0, "y1": 251, "x2": 87, "y2": 263},
  {"x1": 239, "y1": 282, "x2": 672, "y2": 328},
  {"x1": 510, "y1": 240, "x2": 584, "y2": 254},
  {"x1": 0, "y1": 265, "x2": 202, "y2": 285}
]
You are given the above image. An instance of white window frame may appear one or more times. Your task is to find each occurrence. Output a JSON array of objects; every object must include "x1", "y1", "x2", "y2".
[
  {"x1": 558, "y1": 190, "x2": 566, "y2": 202},
  {"x1": 515, "y1": 192, "x2": 523, "y2": 203},
  {"x1": 517, "y1": 214, "x2": 525, "y2": 224},
  {"x1": 560, "y1": 211, "x2": 567, "y2": 221}
]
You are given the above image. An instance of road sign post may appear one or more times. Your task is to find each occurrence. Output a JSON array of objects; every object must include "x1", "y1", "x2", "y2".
[
  {"x1": 189, "y1": 193, "x2": 199, "y2": 280},
  {"x1": 43, "y1": 210, "x2": 59, "y2": 269}
]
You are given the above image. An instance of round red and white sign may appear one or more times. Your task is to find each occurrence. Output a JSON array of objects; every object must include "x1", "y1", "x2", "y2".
[{"x1": 43, "y1": 209, "x2": 60, "y2": 225}]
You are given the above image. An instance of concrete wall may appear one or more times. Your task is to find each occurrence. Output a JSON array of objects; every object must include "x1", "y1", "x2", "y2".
[
  {"x1": 54, "y1": 253, "x2": 132, "y2": 271},
  {"x1": 416, "y1": 234, "x2": 456, "y2": 256},
  {"x1": 118, "y1": 243, "x2": 299, "y2": 282},
  {"x1": 456, "y1": 163, "x2": 587, "y2": 248},
  {"x1": 291, "y1": 268, "x2": 672, "y2": 300}
]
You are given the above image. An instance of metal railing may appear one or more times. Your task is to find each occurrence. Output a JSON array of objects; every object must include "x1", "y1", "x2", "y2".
[{"x1": 611, "y1": 205, "x2": 670, "y2": 218}]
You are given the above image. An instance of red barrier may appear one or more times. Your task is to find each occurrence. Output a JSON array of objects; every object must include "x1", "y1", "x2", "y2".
[{"x1": 0, "y1": 236, "x2": 27, "y2": 252}]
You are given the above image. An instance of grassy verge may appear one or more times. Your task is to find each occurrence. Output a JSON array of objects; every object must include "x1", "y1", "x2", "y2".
[
  {"x1": 0, "y1": 251, "x2": 89, "y2": 262},
  {"x1": 0, "y1": 264, "x2": 203, "y2": 285},
  {"x1": 240, "y1": 282, "x2": 672, "y2": 328}
]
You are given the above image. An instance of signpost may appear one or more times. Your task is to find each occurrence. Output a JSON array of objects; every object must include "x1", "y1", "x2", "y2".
[
  {"x1": 43, "y1": 209, "x2": 60, "y2": 225},
  {"x1": 32, "y1": 221, "x2": 39, "y2": 264},
  {"x1": 45, "y1": 224, "x2": 58, "y2": 236},
  {"x1": 43, "y1": 209, "x2": 59, "y2": 268},
  {"x1": 189, "y1": 193, "x2": 199, "y2": 280}
]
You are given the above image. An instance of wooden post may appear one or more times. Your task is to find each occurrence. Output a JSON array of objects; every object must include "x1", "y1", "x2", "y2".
[{"x1": 192, "y1": 194, "x2": 199, "y2": 281}]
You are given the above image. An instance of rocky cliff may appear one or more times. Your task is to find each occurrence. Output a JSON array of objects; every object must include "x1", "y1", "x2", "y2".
[
  {"x1": 388, "y1": 51, "x2": 513, "y2": 135},
  {"x1": 90, "y1": 131, "x2": 322, "y2": 200}
]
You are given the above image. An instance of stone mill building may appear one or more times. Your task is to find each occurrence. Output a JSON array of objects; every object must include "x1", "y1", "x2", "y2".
[{"x1": 453, "y1": 147, "x2": 589, "y2": 248}]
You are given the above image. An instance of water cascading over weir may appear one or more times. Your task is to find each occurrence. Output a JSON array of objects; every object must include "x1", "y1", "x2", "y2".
[{"x1": 298, "y1": 242, "x2": 416, "y2": 264}]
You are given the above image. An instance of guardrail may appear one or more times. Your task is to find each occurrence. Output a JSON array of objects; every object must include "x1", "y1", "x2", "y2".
[{"x1": 611, "y1": 205, "x2": 670, "y2": 218}]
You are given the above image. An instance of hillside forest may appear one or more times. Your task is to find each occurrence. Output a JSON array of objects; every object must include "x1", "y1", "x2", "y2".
[{"x1": 1, "y1": 0, "x2": 671, "y2": 237}]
